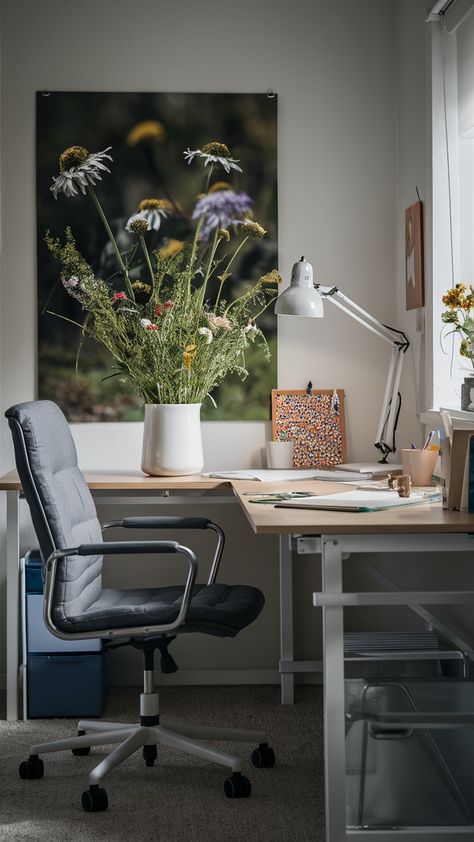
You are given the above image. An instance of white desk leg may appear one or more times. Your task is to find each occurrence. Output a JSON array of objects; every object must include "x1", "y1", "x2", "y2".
[
  {"x1": 6, "y1": 490, "x2": 20, "y2": 721},
  {"x1": 279, "y1": 534, "x2": 294, "y2": 705},
  {"x1": 322, "y1": 536, "x2": 347, "y2": 842}
]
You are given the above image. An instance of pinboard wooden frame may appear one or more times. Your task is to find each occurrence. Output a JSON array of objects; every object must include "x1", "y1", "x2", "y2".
[{"x1": 271, "y1": 389, "x2": 347, "y2": 468}]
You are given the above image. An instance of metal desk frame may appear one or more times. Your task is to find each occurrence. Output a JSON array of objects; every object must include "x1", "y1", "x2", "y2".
[{"x1": 312, "y1": 532, "x2": 474, "y2": 842}]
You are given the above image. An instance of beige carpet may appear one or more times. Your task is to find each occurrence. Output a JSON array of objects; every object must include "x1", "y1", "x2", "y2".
[{"x1": 0, "y1": 686, "x2": 325, "y2": 842}]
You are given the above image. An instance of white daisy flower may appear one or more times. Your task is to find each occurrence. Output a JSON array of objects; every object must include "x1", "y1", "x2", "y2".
[
  {"x1": 50, "y1": 146, "x2": 113, "y2": 199},
  {"x1": 138, "y1": 199, "x2": 172, "y2": 231},
  {"x1": 126, "y1": 212, "x2": 151, "y2": 234},
  {"x1": 183, "y1": 141, "x2": 242, "y2": 174},
  {"x1": 140, "y1": 318, "x2": 152, "y2": 328},
  {"x1": 198, "y1": 326, "x2": 213, "y2": 344},
  {"x1": 244, "y1": 320, "x2": 258, "y2": 341}
]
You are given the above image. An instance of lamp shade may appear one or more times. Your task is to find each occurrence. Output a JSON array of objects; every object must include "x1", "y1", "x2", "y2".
[{"x1": 274, "y1": 257, "x2": 324, "y2": 318}]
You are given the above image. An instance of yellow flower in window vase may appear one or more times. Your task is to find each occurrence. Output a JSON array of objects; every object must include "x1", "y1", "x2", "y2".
[{"x1": 441, "y1": 283, "x2": 474, "y2": 410}]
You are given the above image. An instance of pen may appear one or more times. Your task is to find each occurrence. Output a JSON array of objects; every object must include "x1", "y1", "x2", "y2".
[
  {"x1": 422, "y1": 430, "x2": 435, "y2": 450},
  {"x1": 410, "y1": 442, "x2": 417, "y2": 449}
]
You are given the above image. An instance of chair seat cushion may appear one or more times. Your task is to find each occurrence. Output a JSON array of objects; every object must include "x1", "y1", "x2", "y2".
[{"x1": 56, "y1": 583, "x2": 265, "y2": 638}]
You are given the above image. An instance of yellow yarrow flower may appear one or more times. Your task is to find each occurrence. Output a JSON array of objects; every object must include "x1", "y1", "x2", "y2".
[
  {"x1": 159, "y1": 239, "x2": 184, "y2": 258},
  {"x1": 208, "y1": 181, "x2": 232, "y2": 193},
  {"x1": 261, "y1": 269, "x2": 282, "y2": 285},
  {"x1": 183, "y1": 344, "x2": 197, "y2": 370},
  {"x1": 126, "y1": 120, "x2": 165, "y2": 146},
  {"x1": 139, "y1": 198, "x2": 173, "y2": 212},
  {"x1": 241, "y1": 221, "x2": 266, "y2": 239}
]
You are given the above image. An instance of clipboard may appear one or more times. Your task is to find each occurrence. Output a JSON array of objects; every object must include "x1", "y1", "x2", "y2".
[{"x1": 271, "y1": 389, "x2": 347, "y2": 468}]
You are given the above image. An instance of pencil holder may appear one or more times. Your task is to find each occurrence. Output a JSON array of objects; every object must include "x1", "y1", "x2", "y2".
[
  {"x1": 401, "y1": 448, "x2": 438, "y2": 487},
  {"x1": 266, "y1": 440, "x2": 294, "y2": 469}
]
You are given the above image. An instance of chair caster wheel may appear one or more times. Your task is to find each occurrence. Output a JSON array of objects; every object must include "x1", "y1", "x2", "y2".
[
  {"x1": 224, "y1": 772, "x2": 251, "y2": 798},
  {"x1": 72, "y1": 730, "x2": 90, "y2": 756},
  {"x1": 19, "y1": 755, "x2": 44, "y2": 780},
  {"x1": 82, "y1": 785, "x2": 108, "y2": 812},
  {"x1": 251, "y1": 743, "x2": 275, "y2": 768},
  {"x1": 143, "y1": 745, "x2": 157, "y2": 767}
]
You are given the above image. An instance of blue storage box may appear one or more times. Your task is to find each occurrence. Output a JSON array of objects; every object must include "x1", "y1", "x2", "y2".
[
  {"x1": 25, "y1": 553, "x2": 43, "y2": 594},
  {"x1": 27, "y1": 654, "x2": 104, "y2": 718},
  {"x1": 23, "y1": 552, "x2": 104, "y2": 718},
  {"x1": 26, "y1": 594, "x2": 101, "y2": 653}
]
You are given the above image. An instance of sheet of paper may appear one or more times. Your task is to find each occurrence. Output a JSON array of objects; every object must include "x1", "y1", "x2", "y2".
[
  {"x1": 337, "y1": 462, "x2": 402, "y2": 475},
  {"x1": 202, "y1": 469, "x2": 373, "y2": 482}
]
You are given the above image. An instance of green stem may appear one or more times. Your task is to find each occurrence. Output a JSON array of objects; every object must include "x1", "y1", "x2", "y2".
[
  {"x1": 214, "y1": 236, "x2": 250, "y2": 312},
  {"x1": 186, "y1": 214, "x2": 205, "y2": 299},
  {"x1": 46, "y1": 310, "x2": 90, "y2": 331},
  {"x1": 204, "y1": 163, "x2": 215, "y2": 196},
  {"x1": 88, "y1": 185, "x2": 134, "y2": 300},
  {"x1": 252, "y1": 293, "x2": 278, "y2": 321},
  {"x1": 224, "y1": 281, "x2": 261, "y2": 317},
  {"x1": 198, "y1": 225, "x2": 220, "y2": 309},
  {"x1": 223, "y1": 235, "x2": 249, "y2": 277},
  {"x1": 140, "y1": 234, "x2": 155, "y2": 290},
  {"x1": 214, "y1": 279, "x2": 226, "y2": 311}
]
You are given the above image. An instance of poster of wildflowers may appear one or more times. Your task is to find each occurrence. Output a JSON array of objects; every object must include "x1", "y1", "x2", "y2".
[{"x1": 36, "y1": 92, "x2": 278, "y2": 422}]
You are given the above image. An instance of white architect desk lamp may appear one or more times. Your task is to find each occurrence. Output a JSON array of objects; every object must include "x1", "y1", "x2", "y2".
[{"x1": 274, "y1": 257, "x2": 410, "y2": 462}]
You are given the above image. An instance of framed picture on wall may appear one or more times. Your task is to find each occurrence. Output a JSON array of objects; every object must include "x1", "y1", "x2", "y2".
[
  {"x1": 405, "y1": 199, "x2": 424, "y2": 310},
  {"x1": 36, "y1": 92, "x2": 278, "y2": 423}
]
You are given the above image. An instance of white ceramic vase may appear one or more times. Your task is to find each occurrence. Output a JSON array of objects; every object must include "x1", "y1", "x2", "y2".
[{"x1": 141, "y1": 403, "x2": 204, "y2": 476}]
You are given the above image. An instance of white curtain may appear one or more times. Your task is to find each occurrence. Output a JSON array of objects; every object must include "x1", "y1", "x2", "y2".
[{"x1": 457, "y1": 2, "x2": 474, "y2": 137}]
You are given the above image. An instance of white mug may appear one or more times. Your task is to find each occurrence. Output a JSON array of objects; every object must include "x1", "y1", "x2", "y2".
[{"x1": 266, "y1": 440, "x2": 294, "y2": 470}]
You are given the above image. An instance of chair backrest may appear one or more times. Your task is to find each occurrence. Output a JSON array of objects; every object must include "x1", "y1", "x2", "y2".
[{"x1": 5, "y1": 400, "x2": 103, "y2": 629}]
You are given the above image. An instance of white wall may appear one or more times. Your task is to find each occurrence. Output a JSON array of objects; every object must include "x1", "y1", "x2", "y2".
[{"x1": 1, "y1": 0, "x2": 426, "y2": 686}]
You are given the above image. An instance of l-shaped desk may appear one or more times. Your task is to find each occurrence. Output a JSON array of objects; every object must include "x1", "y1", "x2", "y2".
[{"x1": 2, "y1": 469, "x2": 474, "y2": 841}]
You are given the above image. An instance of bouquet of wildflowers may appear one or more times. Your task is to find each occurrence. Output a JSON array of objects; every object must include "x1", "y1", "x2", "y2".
[
  {"x1": 441, "y1": 283, "x2": 474, "y2": 368},
  {"x1": 45, "y1": 141, "x2": 280, "y2": 406}
]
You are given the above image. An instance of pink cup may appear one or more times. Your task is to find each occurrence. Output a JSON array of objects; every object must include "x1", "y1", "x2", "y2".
[{"x1": 401, "y1": 448, "x2": 438, "y2": 487}]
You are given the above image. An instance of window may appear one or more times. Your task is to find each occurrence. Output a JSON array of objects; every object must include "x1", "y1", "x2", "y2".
[{"x1": 430, "y1": 2, "x2": 474, "y2": 410}]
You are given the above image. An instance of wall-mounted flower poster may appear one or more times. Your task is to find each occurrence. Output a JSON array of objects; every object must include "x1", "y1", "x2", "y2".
[{"x1": 36, "y1": 92, "x2": 278, "y2": 422}]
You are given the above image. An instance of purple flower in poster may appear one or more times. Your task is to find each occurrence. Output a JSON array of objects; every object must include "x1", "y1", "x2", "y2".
[{"x1": 192, "y1": 190, "x2": 253, "y2": 240}]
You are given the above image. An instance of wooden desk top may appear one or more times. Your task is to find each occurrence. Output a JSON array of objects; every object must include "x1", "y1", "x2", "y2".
[
  {"x1": 0, "y1": 469, "x2": 231, "y2": 492},
  {"x1": 231, "y1": 481, "x2": 474, "y2": 535},
  {"x1": 2, "y1": 469, "x2": 474, "y2": 534}
]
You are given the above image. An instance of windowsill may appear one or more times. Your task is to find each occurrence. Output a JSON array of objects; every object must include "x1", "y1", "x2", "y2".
[{"x1": 420, "y1": 407, "x2": 474, "y2": 425}]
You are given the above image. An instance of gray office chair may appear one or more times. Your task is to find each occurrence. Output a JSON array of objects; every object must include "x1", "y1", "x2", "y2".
[{"x1": 6, "y1": 400, "x2": 274, "y2": 812}]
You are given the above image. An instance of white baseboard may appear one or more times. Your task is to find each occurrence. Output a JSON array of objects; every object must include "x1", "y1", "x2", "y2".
[
  {"x1": 104, "y1": 668, "x2": 322, "y2": 687},
  {"x1": 0, "y1": 669, "x2": 323, "y2": 695}
]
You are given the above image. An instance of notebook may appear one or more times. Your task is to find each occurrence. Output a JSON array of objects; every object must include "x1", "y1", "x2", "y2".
[{"x1": 275, "y1": 489, "x2": 441, "y2": 512}]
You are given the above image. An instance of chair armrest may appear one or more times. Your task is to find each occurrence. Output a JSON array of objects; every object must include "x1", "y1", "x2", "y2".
[
  {"x1": 105, "y1": 516, "x2": 211, "y2": 530},
  {"x1": 103, "y1": 518, "x2": 225, "y2": 586},
  {"x1": 77, "y1": 540, "x2": 180, "y2": 555},
  {"x1": 42, "y1": 541, "x2": 198, "y2": 643}
]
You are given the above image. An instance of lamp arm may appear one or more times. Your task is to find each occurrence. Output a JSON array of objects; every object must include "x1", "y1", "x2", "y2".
[{"x1": 315, "y1": 285, "x2": 410, "y2": 460}]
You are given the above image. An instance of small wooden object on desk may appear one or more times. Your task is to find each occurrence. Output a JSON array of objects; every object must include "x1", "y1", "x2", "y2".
[{"x1": 396, "y1": 474, "x2": 411, "y2": 498}]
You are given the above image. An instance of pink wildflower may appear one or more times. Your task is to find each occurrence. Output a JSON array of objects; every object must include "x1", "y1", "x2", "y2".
[
  {"x1": 207, "y1": 313, "x2": 232, "y2": 331},
  {"x1": 111, "y1": 291, "x2": 126, "y2": 304},
  {"x1": 154, "y1": 304, "x2": 163, "y2": 317},
  {"x1": 164, "y1": 300, "x2": 174, "y2": 309}
]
